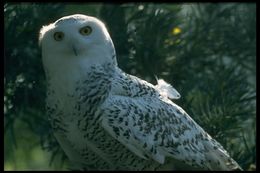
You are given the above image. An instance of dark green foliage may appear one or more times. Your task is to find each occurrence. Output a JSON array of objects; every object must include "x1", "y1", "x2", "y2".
[
  {"x1": 100, "y1": 4, "x2": 183, "y2": 81},
  {"x1": 4, "y1": 3, "x2": 255, "y2": 170}
]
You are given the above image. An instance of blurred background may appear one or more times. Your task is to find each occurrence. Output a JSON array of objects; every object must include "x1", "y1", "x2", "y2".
[{"x1": 4, "y1": 3, "x2": 256, "y2": 171}]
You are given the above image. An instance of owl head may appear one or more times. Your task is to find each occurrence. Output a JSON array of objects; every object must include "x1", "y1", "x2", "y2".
[{"x1": 39, "y1": 14, "x2": 117, "y2": 77}]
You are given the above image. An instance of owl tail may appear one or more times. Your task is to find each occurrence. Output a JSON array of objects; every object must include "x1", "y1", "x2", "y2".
[{"x1": 204, "y1": 141, "x2": 243, "y2": 171}]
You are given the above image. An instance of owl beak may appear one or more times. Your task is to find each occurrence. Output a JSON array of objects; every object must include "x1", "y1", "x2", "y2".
[{"x1": 72, "y1": 45, "x2": 78, "y2": 56}]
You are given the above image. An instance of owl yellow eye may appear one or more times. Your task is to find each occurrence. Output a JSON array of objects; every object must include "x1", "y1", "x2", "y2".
[
  {"x1": 79, "y1": 26, "x2": 92, "y2": 36},
  {"x1": 53, "y1": 32, "x2": 64, "y2": 41}
]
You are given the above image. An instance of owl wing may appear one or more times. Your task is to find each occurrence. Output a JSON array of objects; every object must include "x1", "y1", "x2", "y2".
[
  {"x1": 100, "y1": 70, "x2": 241, "y2": 170},
  {"x1": 111, "y1": 68, "x2": 180, "y2": 100},
  {"x1": 100, "y1": 93, "x2": 208, "y2": 168}
]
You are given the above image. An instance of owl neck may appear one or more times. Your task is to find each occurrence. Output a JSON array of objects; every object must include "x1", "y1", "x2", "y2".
[
  {"x1": 46, "y1": 62, "x2": 114, "y2": 120},
  {"x1": 44, "y1": 54, "x2": 116, "y2": 99}
]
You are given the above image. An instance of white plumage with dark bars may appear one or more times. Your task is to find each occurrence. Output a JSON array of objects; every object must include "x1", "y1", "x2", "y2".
[{"x1": 39, "y1": 14, "x2": 242, "y2": 171}]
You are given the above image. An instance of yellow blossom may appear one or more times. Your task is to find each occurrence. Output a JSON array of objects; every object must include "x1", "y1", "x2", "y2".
[{"x1": 172, "y1": 27, "x2": 181, "y2": 35}]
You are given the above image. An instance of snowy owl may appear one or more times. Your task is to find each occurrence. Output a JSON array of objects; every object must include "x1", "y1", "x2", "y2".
[{"x1": 39, "y1": 14, "x2": 242, "y2": 171}]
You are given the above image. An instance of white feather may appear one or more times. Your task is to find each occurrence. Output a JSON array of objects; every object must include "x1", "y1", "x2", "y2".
[{"x1": 155, "y1": 79, "x2": 180, "y2": 99}]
